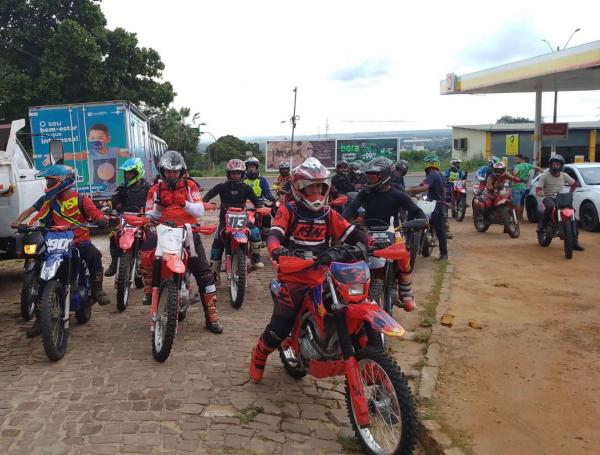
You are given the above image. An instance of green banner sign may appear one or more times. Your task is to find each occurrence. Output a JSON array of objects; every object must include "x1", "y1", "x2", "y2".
[{"x1": 337, "y1": 139, "x2": 398, "y2": 163}]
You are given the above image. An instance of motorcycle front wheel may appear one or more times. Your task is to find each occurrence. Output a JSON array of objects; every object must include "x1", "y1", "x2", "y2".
[
  {"x1": 503, "y1": 207, "x2": 520, "y2": 238},
  {"x1": 39, "y1": 280, "x2": 68, "y2": 362},
  {"x1": 152, "y1": 280, "x2": 178, "y2": 362},
  {"x1": 563, "y1": 221, "x2": 574, "y2": 259},
  {"x1": 229, "y1": 248, "x2": 246, "y2": 309},
  {"x1": 346, "y1": 346, "x2": 417, "y2": 455},
  {"x1": 116, "y1": 252, "x2": 132, "y2": 312},
  {"x1": 456, "y1": 196, "x2": 467, "y2": 222},
  {"x1": 408, "y1": 230, "x2": 421, "y2": 270},
  {"x1": 21, "y1": 269, "x2": 39, "y2": 321}
]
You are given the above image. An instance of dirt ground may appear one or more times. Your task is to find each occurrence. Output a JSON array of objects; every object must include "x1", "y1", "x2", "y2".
[{"x1": 435, "y1": 215, "x2": 600, "y2": 455}]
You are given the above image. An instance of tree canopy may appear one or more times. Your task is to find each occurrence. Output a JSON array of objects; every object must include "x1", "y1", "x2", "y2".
[
  {"x1": 0, "y1": 0, "x2": 175, "y2": 120},
  {"x1": 147, "y1": 107, "x2": 199, "y2": 155},
  {"x1": 206, "y1": 135, "x2": 262, "y2": 165},
  {"x1": 496, "y1": 115, "x2": 534, "y2": 124}
]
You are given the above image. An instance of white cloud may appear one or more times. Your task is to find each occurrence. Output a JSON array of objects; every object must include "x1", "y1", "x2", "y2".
[{"x1": 100, "y1": 0, "x2": 600, "y2": 138}]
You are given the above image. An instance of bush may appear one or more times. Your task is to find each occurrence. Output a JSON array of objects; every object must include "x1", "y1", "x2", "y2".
[{"x1": 188, "y1": 170, "x2": 203, "y2": 177}]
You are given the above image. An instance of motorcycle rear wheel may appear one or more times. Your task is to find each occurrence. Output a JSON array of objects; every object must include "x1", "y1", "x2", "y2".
[
  {"x1": 563, "y1": 221, "x2": 574, "y2": 259},
  {"x1": 473, "y1": 214, "x2": 490, "y2": 232},
  {"x1": 21, "y1": 270, "x2": 39, "y2": 322},
  {"x1": 116, "y1": 252, "x2": 131, "y2": 312},
  {"x1": 74, "y1": 271, "x2": 92, "y2": 324},
  {"x1": 346, "y1": 346, "x2": 417, "y2": 455},
  {"x1": 229, "y1": 248, "x2": 246, "y2": 309},
  {"x1": 537, "y1": 227, "x2": 552, "y2": 247},
  {"x1": 408, "y1": 231, "x2": 421, "y2": 270},
  {"x1": 152, "y1": 280, "x2": 178, "y2": 362},
  {"x1": 39, "y1": 280, "x2": 68, "y2": 362},
  {"x1": 503, "y1": 208, "x2": 520, "y2": 238},
  {"x1": 421, "y1": 232, "x2": 434, "y2": 257},
  {"x1": 456, "y1": 196, "x2": 467, "y2": 222}
]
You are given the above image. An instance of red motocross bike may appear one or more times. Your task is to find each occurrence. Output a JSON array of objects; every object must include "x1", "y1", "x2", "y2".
[
  {"x1": 223, "y1": 206, "x2": 272, "y2": 309},
  {"x1": 449, "y1": 179, "x2": 467, "y2": 222},
  {"x1": 472, "y1": 182, "x2": 520, "y2": 238},
  {"x1": 114, "y1": 212, "x2": 146, "y2": 312},
  {"x1": 276, "y1": 244, "x2": 417, "y2": 455},
  {"x1": 537, "y1": 191, "x2": 578, "y2": 259}
]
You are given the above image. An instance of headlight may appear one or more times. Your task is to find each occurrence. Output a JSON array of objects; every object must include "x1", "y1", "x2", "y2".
[
  {"x1": 348, "y1": 284, "x2": 365, "y2": 296},
  {"x1": 24, "y1": 244, "x2": 37, "y2": 255}
]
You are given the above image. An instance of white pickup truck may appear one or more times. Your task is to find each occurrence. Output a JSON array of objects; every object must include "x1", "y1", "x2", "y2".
[{"x1": 0, "y1": 120, "x2": 46, "y2": 259}]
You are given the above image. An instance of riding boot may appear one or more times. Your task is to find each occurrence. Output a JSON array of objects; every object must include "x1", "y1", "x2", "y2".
[
  {"x1": 394, "y1": 281, "x2": 416, "y2": 312},
  {"x1": 249, "y1": 336, "x2": 276, "y2": 383},
  {"x1": 91, "y1": 271, "x2": 111, "y2": 306},
  {"x1": 104, "y1": 236, "x2": 119, "y2": 277},
  {"x1": 250, "y1": 242, "x2": 264, "y2": 269},
  {"x1": 141, "y1": 264, "x2": 153, "y2": 305},
  {"x1": 201, "y1": 293, "x2": 223, "y2": 334},
  {"x1": 210, "y1": 260, "x2": 222, "y2": 285}
]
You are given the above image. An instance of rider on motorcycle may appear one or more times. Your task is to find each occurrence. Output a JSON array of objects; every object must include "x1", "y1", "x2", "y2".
[
  {"x1": 331, "y1": 161, "x2": 354, "y2": 194},
  {"x1": 249, "y1": 157, "x2": 377, "y2": 383},
  {"x1": 348, "y1": 160, "x2": 367, "y2": 191},
  {"x1": 105, "y1": 157, "x2": 151, "y2": 277},
  {"x1": 342, "y1": 157, "x2": 425, "y2": 310},
  {"x1": 272, "y1": 161, "x2": 291, "y2": 197},
  {"x1": 444, "y1": 159, "x2": 466, "y2": 192},
  {"x1": 202, "y1": 159, "x2": 263, "y2": 278},
  {"x1": 483, "y1": 161, "x2": 520, "y2": 215},
  {"x1": 141, "y1": 151, "x2": 223, "y2": 334},
  {"x1": 391, "y1": 160, "x2": 409, "y2": 190},
  {"x1": 477, "y1": 156, "x2": 501, "y2": 182},
  {"x1": 535, "y1": 154, "x2": 584, "y2": 251},
  {"x1": 11, "y1": 165, "x2": 111, "y2": 336}
]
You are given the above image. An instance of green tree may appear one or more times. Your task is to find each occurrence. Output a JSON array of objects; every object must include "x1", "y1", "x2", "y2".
[
  {"x1": 147, "y1": 107, "x2": 199, "y2": 155},
  {"x1": 206, "y1": 136, "x2": 263, "y2": 165},
  {"x1": 0, "y1": 0, "x2": 175, "y2": 120},
  {"x1": 496, "y1": 115, "x2": 534, "y2": 124}
]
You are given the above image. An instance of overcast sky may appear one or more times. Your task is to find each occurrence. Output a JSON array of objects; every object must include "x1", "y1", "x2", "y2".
[{"x1": 101, "y1": 0, "x2": 600, "y2": 139}]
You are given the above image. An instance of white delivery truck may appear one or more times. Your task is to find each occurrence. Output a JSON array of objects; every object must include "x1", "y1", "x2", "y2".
[{"x1": 0, "y1": 120, "x2": 46, "y2": 259}]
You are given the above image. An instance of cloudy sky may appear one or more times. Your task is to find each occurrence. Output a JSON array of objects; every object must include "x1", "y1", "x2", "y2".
[{"x1": 101, "y1": 0, "x2": 600, "y2": 139}]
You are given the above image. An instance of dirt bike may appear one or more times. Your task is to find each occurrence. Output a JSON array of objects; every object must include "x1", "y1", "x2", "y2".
[
  {"x1": 17, "y1": 224, "x2": 95, "y2": 361},
  {"x1": 412, "y1": 196, "x2": 437, "y2": 259},
  {"x1": 129, "y1": 214, "x2": 216, "y2": 362},
  {"x1": 222, "y1": 206, "x2": 272, "y2": 309},
  {"x1": 472, "y1": 182, "x2": 519, "y2": 238},
  {"x1": 450, "y1": 179, "x2": 467, "y2": 222},
  {"x1": 537, "y1": 191, "x2": 577, "y2": 259},
  {"x1": 113, "y1": 210, "x2": 146, "y2": 312},
  {"x1": 472, "y1": 176, "x2": 487, "y2": 213},
  {"x1": 276, "y1": 244, "x2": 417, "y2": 455}
]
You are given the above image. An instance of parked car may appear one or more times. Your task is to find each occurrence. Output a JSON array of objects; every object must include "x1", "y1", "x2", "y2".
[{"x1": 525, "y1": 163, "x2": 600, "y2": 231}]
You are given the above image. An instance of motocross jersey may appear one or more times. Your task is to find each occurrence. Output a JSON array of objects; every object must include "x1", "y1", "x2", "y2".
[
  {"x1": 331, "y1": 173, "x2": 354, "y2": 194},
  {"x1": 111, "y1": 179, "x2": 151, "y2": 213},
  {"x1": 268, "y1": 201, "x2": 367, "y2": 254},
  {"x1": 243, "y1": 176, "x2": 275, "y2": 201},
  {"x1": 145, "y1": 178, "x2": 204, "y2": 226},
  {"x1": 203, "y1": 181, "x2": 262, "y2": 222}
]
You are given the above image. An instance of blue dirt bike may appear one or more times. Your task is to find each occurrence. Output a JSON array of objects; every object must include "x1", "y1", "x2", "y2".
[{"x1": 18, "y1": 224, "x2": 95, "y2": 361}]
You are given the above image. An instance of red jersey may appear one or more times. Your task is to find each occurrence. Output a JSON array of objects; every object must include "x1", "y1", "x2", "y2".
[
  {"x1": 145, "y1": 179, "x2": 204, "y2": 226},
  {"x1": 30, "y1": 190, "x2": 104, "y2": 244}
]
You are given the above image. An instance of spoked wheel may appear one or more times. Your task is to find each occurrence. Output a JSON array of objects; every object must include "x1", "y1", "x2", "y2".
[
  {"x1": 473, "y1": 213, "x2": 490, "y2": 232},
  {"x1": 21, "y1": 270, "x2": 39, "y2": 321},
  {"x1": 421, "y1": 231, "x2": 434, "y2": 257},
  {"x1": 346, "y1": 347, "x2": 417, "y2": 455},
  {"x1": 229, "y1": 248, "x2": 246, "y2": 309},
  {"x1": 39, "y1": 280, "x2": 68, "y2": 362},
  {"x1": 563, "y1": 221, "x2": 574, "y2": 259},
  {"x1": 116, "y1": 252, "x2": 132, "y2": 312},
  {"x1": 75, "y1": 271, "x2": 92, "y2": 324},
  {"x1": 152, "y1": 280, "x2": 178, "y2": 362},
  {"x1": 134, "y1": 255, "x2": 144, "y2": 289},
  {"x1": 537, "y1": 227, "x2": 553, "y2": 247},
  {"x1": 382, "y1": 264, "x2": 396, "y2": 316},
  {"x1": 456, "y1": 196, "x2": 467, "y2": 222},
  {"x1": 407, "y1": 231, "x2": 421, "y2": 270},
  {"x1": 504, "y1": 208, "x2": 520, "y2": 238},
  {"x1": 370, "y1": 278, "x2": 384, "y2": 307}
]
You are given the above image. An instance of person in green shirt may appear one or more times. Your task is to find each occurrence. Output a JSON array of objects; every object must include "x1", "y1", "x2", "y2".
[{"x1": 511, "y1": 154, "x2": 543, "y2": 221}]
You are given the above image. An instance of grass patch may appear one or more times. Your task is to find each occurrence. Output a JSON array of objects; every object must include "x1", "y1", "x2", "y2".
[
  {"x1": 236, "y1": 406, "x2": 263, "y2": 424},
  {"x1": 337, "y1": 434, "x2": 362, "y2": 453},
  {"x1": 412, "y1": 358, "x2": 426, "y2": 370},
  {"x1": 413, "y1": 330, "x2": 431, "y2": 343},
  {"x1": 419, "y1": 397, "x2": 475, "y2": 455},
  {"x1": 269, "y1": 399, "x2": 284, "y2": 408},
  {"x1": 419, "y1": 260, "x2": 448, "y2": 329}
]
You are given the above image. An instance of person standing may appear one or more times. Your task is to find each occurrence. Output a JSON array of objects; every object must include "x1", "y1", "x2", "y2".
[
  {"x1": 406, "y1": 155, "x2": 448, "y2": 260},
  {"x1": 511, "y1": 154, "x2": 542, "y2": 221}
]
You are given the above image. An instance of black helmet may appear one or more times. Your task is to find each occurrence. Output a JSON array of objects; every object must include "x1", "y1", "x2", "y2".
[
  {"x1": 548, "y1": 154, "x2": 565, "y2": 176},
  {"x1": 395, "y1": 159, "x2": 409, "y2": 176},
  {"x1": 158, "y1": 150, "x2": 187, "y2": 186},
  {"x1": 336, "y1": 161, "x2": 349, "y2": 173},
  {"x1": 364, "y1": 157, "x2": 394, "y2": 191},
  {"x1": 349, "y1": 160, "x2": 365, "y2": 173}
]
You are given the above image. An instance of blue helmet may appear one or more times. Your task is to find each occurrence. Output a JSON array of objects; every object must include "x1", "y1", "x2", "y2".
[
  {"x1": 119, "y1": 157, "x2": 145, "y2": 186},
  {"x1": 36, "y1": 165, "x2": 76, "y2": 199}
]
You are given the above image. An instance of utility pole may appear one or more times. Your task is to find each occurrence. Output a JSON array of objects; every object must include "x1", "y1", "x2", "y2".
[
  {"x1": 325, "y1": 117, "x2": 329, "y2": 139},
  {"x1": 288, "y1": 87, "x2": 300, "y2": 158}
]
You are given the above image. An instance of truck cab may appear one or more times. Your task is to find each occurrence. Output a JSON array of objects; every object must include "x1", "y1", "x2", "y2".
[{"x1": 0, "y1": 120, "x2": 46, "y2": 258}]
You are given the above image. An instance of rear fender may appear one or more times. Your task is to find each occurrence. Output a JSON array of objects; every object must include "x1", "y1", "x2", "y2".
[
  {"x1": 560, "y1": 208, "x2": 575, "y2": 219},
  {"x1": 345, "y1": 303, "x2": 405, "y2": 338},
  {"x1": 232, "y1": 231, "x2": 248, "y2": 245}
]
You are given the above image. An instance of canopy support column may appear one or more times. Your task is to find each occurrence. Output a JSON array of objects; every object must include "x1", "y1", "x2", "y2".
[{"x1": 534, "y1": 88, "x2": 542, "y2": 166}]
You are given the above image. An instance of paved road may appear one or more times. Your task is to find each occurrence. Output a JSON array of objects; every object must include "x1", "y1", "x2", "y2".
[{"x1": 0, "y1": 219, "x2": 432, "y2": 454}]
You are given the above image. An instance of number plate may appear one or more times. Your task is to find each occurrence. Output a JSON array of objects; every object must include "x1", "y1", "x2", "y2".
[{"x1": 226, "y1": 213, "x2": 248, "y2": 229}]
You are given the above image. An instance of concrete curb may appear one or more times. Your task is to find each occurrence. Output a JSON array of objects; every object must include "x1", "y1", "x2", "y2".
[{"x1": 416, "y1": 262, "x2": 468, "y2": 455}]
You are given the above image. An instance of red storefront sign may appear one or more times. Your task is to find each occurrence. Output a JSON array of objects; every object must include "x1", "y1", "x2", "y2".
[{"x1": 542, "y1": 123, "x2": 569, "y2": 139}]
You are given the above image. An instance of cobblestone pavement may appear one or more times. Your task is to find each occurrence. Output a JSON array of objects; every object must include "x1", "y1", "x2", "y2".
[{"x1": 0, "y1": 228, "x2": 433, "y2": 454}]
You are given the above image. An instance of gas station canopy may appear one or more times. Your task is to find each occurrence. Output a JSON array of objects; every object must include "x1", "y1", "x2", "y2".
[{"x1": 440, "y1": 40, "x2": 600, "y2": 95}]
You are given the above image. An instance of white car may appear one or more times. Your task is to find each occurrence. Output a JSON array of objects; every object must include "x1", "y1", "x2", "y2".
[{"x1": 525, "y1": 163, "x2": 600, "y2": 231}]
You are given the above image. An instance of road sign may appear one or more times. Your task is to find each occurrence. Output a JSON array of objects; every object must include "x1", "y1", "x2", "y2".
[
  {"x1": 542, "y1": 123, "x2": 569, "y2": 140},
  {"x1": 505, "y1": 134, "x2": 519, "y2": 156}
]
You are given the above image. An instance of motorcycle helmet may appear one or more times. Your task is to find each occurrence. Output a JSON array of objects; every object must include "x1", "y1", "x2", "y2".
[
  {"x1": 548, "y1": 154, "x2": 565, "y2": 176},
  {"x1": 291, "y1": 157, "x2": 331, "y2": 212},
  {"x1": 363, "y1": 157, "x2": 394, "y2": 191},
  {"x1": 395, "y1": 159, "x2": 409, "y2": 176},
  {"x1": 335, "y1": 161, "x2": 349, "y2": 174},
  {"x1": 488, "y1": 155, "x2": 501, "y2": 167},
  {"x1": 423, "y1": 155, "x2": 441, "y2": 171},
  {"x1": 450, "y1": 158, "x2": 462, "y2": 170},
  {"x1": 278, "y1": 161, "x2": 291, "y2": 177},
  {"x1": 226, "y1": 158, "x2": 246, "y2": 180},
  {"x1": 349, "y1": 160, "x2": 365, "y2": 173},
  {"x1": 492, "y1": 161, "x2": 506, "y2": 176},
  {"x1": 245, "y1": 156, "x2": 260, "y2": 179},
  {"x1": 158, "y1": 150, "x2": 187, "y2": 187},
  {"x1": 119, "y1": 157, "x2": 145, "y2": 187},
  {"x1": 36, "y1": 165, "x2": 76, "y2": 199}
]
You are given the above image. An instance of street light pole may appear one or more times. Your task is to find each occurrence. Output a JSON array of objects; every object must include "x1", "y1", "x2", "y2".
[{"x1": 288, "y1": 87, "x2": 299, "y2": 164}]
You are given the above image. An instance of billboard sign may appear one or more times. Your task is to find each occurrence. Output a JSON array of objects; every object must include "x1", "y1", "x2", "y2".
[
  {"x1": 542, "y1": 122, "x2": 569, "y2": 140},
  {"x1": 266, "y1": 140, "x2": 336, "y2": 170},
  {"x1": 337, "y1": 138, "x2": 398, "y2": 163}
]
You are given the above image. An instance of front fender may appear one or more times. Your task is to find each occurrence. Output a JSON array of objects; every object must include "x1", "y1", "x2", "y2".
[
  {"x1": 118, "y1": 230, "x2": 136, "y2": 251},
  {"x1": 232, "y1": 231, "x2": 248, "y2": 244},
  {"x1": 346, "y1": 303, "x2": 405, "y2": 338},
  {"x1": 163, "y1": 253, "x2": 186, "y2": 274},
  {"x1": 41, "y1": 255, "x2": 64, "y2": 281}
]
